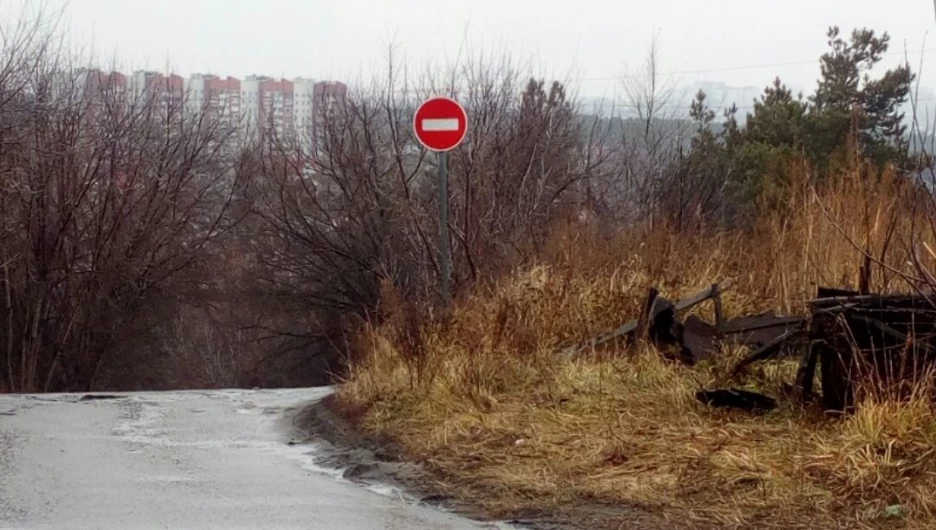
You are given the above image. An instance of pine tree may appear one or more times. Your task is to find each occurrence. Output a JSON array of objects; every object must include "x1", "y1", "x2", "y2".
[{"x1": 809, "y1": 26, "x2": 914, "y2": 168}]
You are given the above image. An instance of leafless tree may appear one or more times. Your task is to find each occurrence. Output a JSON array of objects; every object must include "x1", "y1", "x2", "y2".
[
  {"x1": 604, "y1": 34, "x2": 692, "y2": 225},
  {"x1": 0, "y1": 11, "x2": 689, "y2": 393},
  {"x1": 241, "y1": 50, "x2": 608, "y2": 376},
  {"x1": 0, "y1": 11, "x2": 243, "y2": 392}
]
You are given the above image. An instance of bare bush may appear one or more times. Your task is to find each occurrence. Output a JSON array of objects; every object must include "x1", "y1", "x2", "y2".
[
  {"x1": 0, "y1": 12, "x2": 242, "y2": 392},
  {"x1": 600, "y1": 35, "x2": 692, "y2": 225},
  {"x1": 238, "y1": 51, "x2": 608, "y2": 380}
]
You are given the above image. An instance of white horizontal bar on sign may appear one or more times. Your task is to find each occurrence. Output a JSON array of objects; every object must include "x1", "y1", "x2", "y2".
[{"x1": 421, "y1": 118, "x2": 459, "y2": 131}]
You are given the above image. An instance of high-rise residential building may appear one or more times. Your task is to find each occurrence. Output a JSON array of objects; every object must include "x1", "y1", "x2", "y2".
[
  {"x1": 81, "y1": 69, "x2": 127, "y2": 95},
  {"x1": 241, "y1": 75, "x2": 296, "y2": 137},
  {"x1": 80, "y1": 69, "x2": 127, "y2": 109},
  {"x1": 310, "y1": 81, "x2": 348, "y2": 154},
  {"x1": 129, "y1": 70, "x2": 185, "y2": 116},
  {"x1": 293, "y1": 77, "x2": 317, "y2": 145},
  {"x1": 77, "y1": 69, "x2": 129, "y2": 150},
  {"x1": 77, "y1": 69, "x2": 346, "y2": 154},
  {"x1": 240, "y1": 75, "x2": 269, "y2": 135},
  {"x1": 186, "y1": 74, "x2": 242, "y2": 137},
  {"x1": 312, "y1": 80, "x2": 347, "y2": 106},
  {"x1": 259, "y1": 77, "x2": 295, "y2": 140}
]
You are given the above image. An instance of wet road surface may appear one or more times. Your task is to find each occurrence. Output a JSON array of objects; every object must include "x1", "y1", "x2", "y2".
[{"x1": 0, "y1": 388, "x2": 505, "y2": 530}]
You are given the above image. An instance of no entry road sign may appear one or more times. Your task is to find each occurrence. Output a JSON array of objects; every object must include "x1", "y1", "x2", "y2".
[
  {"x1": 412, "y1": 96, "x2": 468, "y2": 309},
  {"x1": 413, "y1": 97, "x2": 468, "y2": 152}
]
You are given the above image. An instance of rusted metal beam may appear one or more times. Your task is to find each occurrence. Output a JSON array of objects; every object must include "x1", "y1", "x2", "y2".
[
  {"x1": 809, "y1": 293, "x2": 936, "y2": 308},
  {"x1": 674, "y1": 279, "x2": 734, "y2": 313},
  {"x1": 712, "y1": 283, "x2": 725, "y2": 337},
  {"x1": 557, "y1": 280, "x2": 734, "y2": 359},
  {"x1": 795, "y1": 341, "x2": 822, "y2": 401},
  {"x1": 636, "y1": 287, "x2": 660, "y2": 341},
  {"x1": 721, "y1": 315, "x2": 806, "y2": 335},
  {"x1": 730, "y1": 329, "x2": 805, "y2": 378}
]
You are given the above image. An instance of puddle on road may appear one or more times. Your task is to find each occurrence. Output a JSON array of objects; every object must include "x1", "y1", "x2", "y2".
[{"x1": 78, "y1": 394, "x2": 126, "y2": 402}]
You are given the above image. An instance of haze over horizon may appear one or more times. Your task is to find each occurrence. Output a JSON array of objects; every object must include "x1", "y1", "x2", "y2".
[{"x1": 8, "y1": 0, "x2": 936, "y2": 116}]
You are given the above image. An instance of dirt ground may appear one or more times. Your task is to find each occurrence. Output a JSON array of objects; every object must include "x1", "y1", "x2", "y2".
[{"x1": 293, "y1": 394, "x2": 711, "y2": 530}]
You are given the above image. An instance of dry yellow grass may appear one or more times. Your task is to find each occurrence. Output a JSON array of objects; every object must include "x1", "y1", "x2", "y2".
[{"x1": 337, "y1": 164, "x2": 936, "y2": 529}]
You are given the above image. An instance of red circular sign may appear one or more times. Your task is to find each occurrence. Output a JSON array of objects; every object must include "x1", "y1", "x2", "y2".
[{"x1": 413, "y1": 96, "x2": 468, "y2": 152}]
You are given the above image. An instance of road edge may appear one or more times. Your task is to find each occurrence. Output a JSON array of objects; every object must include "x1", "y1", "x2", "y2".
[
  {"x1": 291, "y1": 394, "x2": 692, "y2": 530},
  {"x1": 289, "y1": 394, "x2": 563, "y2": 529}
]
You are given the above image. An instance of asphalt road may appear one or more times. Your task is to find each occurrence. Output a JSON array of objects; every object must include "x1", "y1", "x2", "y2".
[{"x1": 0, "y1": 388, "x2": 505, "y2": 530}]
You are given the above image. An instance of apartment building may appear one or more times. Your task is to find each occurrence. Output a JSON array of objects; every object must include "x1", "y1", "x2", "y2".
[
  {"x1": 293, "y1": 77, "x2": 317, "y2": 142},
  {"x1": 242, "y1": 76, "x2": 347, "y2": 151},
  {"x1": 259, "y1": 76, "x2": 296, "y2": 139},
  {"x1": 79, "y1": 69, "x2": 347, "y2": 153},
  {"x1": 310, "y1": 81, "x2": 347, "y2": 147},
  {"x1": 81, "y1": 69, "x2": 127, "y2": 97},
  {"x1": 128, "y1": 70, "x2": 185, "y2": 115},
  {"x1": 78, "y1": 69, "x2": 128, "y2": 117},
  {"x1": 186, "y1": 73, "x2": 242, "y2": 138}
]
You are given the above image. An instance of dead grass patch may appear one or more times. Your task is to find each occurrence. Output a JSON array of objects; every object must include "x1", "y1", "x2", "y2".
[{"x1": 337, "y1": 167, "x2": 936, "y2": 529}]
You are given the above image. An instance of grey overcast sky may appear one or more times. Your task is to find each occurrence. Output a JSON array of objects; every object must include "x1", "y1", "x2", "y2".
[{"x1": 9, "y1": 0, "x2": 936, "y2": 97}]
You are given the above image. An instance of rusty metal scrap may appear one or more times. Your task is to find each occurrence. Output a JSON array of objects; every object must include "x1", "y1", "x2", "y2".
[
  {"x1": 705, "y1": 288, "x2": 936, "y2": 413},
  {"x1": 682, "y1": 315, "x2": 718, "y2": 362},
  {"x1": 722, "y1": 314, "x2": 806, "y2": 347},
  {"x1": 558, "y1": 279, "x2": 807, "y2": 365},
  {"x1": 696, "y1": 388, "x2": 777, "y2": 413},
  {"x1": 799, "y1": 289, "x2": 936, "y2": 412},
  {"x1": 560, "y1": 278, "x2": 936, "y2": 414},
  {"x1": 556, "y1": 280, "x2": 734, "y2": 359}
]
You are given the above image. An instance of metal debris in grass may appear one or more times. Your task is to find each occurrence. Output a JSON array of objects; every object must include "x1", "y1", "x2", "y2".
[{"x1": 560, "y1": 280, "x2": 936, "y2": 415}]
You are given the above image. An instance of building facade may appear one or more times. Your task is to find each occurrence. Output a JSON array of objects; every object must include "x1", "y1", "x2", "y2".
[
  {"x1": 128, "y1": 70, "x2": 185, "y2": 116},
  {"x1": 81, "y1": 69, "x2": 346, "y2": 153}
]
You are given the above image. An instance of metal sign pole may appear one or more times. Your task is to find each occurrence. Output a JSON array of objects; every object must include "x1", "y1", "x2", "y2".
[
  {"x1": 414, "y1": 96, "x2": 465, "y2": 310},
  {"x1": 438, "y1": 150, "x2": 451, "y2": 308}
]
